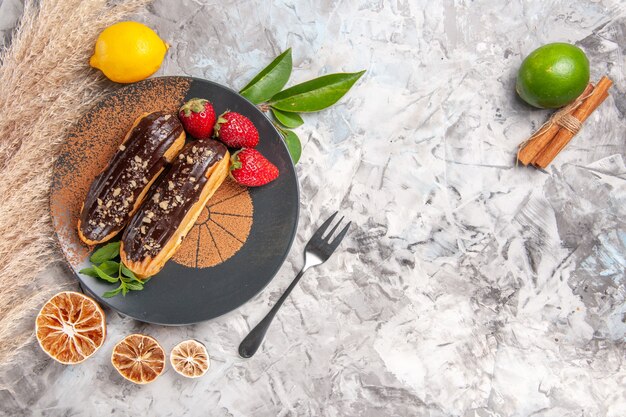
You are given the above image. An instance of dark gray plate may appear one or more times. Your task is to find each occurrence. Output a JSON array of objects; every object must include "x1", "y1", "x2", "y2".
[{"x1": 50, "y1": 76, "x2": 299, "y2": 325}]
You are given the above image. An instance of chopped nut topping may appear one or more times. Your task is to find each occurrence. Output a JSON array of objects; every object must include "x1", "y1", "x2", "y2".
[
  {"x1": 168, "y1": 181, "x2": 175, "y2": 190},
  {"x1": 134, "y1": 155, "x2": 142, "y2": 163},
  {"x1": 159, "y1": 201, "x2": 169, "y2": 210},
  {"x1": 152, "y1": 192, "x2": 160, "y2": 203},
  {"x1": 194, "y1": 184, "x2": 199, "y2": 191},
  {"x1": 164, "y1": 114, "x2": 171, "y2": 120},
  {"x1": 175, "y1": 195, "x2": 183, "y2": 203},
  {"x1": 97, "y1": 198, "x2": 103, "y2": 206},
  {"x1": 140, "y1": 226, "x2": 147, "y2": 234},
  {"x1": 130, "y1": 180, "x2": 136, "y2": 188},
  {"x1": 119, "y1": 144, "x2": 126, "y2": 151},
  {"x1": 190, "y1": 177, "x2": 196, "y2": 182},
  {"x1": 106, "y1": 200, "x2": 113, "y2": 208},
  {"x1": 142, "y1": 217, "x2": 152, "y2": 224},
  {"x1": 179, "y1": 154, "x2": 185, "y2": 160},
  {"x1": 192, "y1": 146, "x2": 197, "y2": 153},
  {"x1": 142, "y1": 177, "x2": 148, "y2": 184},
  {"x1": 147, "y1": 211, "x2": 155, "y2": 218},
  {"x1": 98, "y1": 222, "x2": 105, "y2": 228},
  {"x1": 112, "y1": 188, "x2": 121, "y2": 197},
  {"x1": 187, "y1": 156, "x2": 194, "y2": 164}
]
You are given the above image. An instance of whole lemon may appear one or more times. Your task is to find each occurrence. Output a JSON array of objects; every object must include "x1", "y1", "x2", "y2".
[
  {"x1": 516, "y1": 43, "x2": 589, "y2": 109},
  {"x1": 90, "y1": 21, "x2": 168, "y2": 84}
]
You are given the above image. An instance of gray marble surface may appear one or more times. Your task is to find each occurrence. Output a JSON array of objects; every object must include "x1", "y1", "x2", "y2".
[{"x1": 1, "y1": 0, "x2": 625, "y2": 416}]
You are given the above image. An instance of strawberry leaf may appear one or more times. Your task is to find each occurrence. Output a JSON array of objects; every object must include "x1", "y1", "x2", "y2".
[
  {"x1": 230, "y1": 152, "x2": 242, "y2": 171},
  {"x1": 271, "y1": 107, "x2": 303, "y2": 128},
  {"x1": 90, "y1": 241, "x2": 120, "y2": 264},
  {"x1": 269, "y1": 71, "x2": 365, "y2": 113},
  {"x1": 282, "y1": 130, "x2": 302, "y2": 164},
  {"x1": 240, "y1": 49, "x2": 292, "y2": 104}
]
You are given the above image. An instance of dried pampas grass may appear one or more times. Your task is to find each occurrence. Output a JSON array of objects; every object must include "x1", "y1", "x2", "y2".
[{"x1": 0, "y1": 0, "x2": 151, "y2": 364}]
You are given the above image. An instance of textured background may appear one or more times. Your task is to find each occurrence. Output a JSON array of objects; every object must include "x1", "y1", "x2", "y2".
[{"x1": 1, "y1": 0, "x2": 625, "y2": 416}]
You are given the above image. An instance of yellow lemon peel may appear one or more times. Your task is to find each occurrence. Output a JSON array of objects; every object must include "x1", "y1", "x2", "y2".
[{"x1": 90, "y1": 21, "x2": 168, "y2": 84}]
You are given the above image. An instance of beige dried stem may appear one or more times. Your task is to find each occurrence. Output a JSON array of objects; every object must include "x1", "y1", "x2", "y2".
[{"x1": 0, "y1": 0, "x2": 152, "y2": 364}]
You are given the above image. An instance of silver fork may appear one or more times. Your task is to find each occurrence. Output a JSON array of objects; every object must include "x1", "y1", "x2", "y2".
[{"x1": 238, "y1": 211, "x2": 351, "y2": 358}]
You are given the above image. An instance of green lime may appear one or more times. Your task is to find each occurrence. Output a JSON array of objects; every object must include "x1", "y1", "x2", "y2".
[{"x1": 516, "y1": 42, "x2": 590, "y2": 109}]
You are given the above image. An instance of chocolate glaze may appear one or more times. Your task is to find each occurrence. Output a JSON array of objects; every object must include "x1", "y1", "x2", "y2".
[
  {"x1": 79, "y1": 112, "x2": 184, "y2": 242},
  {"x1": 122, "y1": 139, "x2": 227, "y2": 261}
]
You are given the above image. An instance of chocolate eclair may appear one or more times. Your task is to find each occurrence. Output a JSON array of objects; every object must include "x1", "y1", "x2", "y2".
[
  {"x1": 120, "y1": 139, "x2": 230, "y2": 278},
  {"x1": 78, "y1": 112, "x2": 186, "y2": 245}
]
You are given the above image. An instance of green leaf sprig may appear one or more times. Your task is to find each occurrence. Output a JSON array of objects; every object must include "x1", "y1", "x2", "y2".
[
  {"x1": 240, "y1": 49, "x2": 365, "y2": 164},
  {"x1": 79, "y1": 241, "x2": 148, "y2": 298}
]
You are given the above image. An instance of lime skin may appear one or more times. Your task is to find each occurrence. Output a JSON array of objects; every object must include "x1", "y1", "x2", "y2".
[{"x1": 516, "y1": 43, "x2": 590, "y2": 109}]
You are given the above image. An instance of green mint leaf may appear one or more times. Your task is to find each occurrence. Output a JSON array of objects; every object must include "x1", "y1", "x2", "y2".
[
  {"x1": 102, "y1": 286, "x2": 122, "y2": 298},
  {"x1": 282, "y1": 130, "x2": 302, "y2": 164},
  {"x1": 92, "y1": 264, "x2": 119, "y2": 283},
  {"x1": 240, "y1": 49, "x2": 292, "y2": 104},
  {"x1": 271, "y1": 107, "x2": 304, "y2": 128},
  {"x1": 121, "y1": 264, "x2": 139, "y2": 281},
  {"x1": 121, "y1": 283, "x2": 129, "y2": 296},
  {"x1": 270, "y1": 71, "x2": 365, "y2": 113},
  {"x1": 90, "y1": 241, "x2": 121, "y2": 264},
  {"x1": 125, "y1": 281, "x2": 144, "y2": 291},
  {"x1": 79, "y1": 267, "x2": 99, "y2": 278},
  {"x1": 97, "y1": 260, "x2": 120, "y2": 276}
]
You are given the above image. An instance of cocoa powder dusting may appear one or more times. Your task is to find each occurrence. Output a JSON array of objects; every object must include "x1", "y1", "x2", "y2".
[
  {"x1": 172, "y1": 177, "x2": 253, "y2": 268},
  {"x1": 50, "y1": 78, "x2": 191, "y2": 267}
]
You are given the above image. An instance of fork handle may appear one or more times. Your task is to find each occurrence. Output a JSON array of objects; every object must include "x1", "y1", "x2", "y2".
[{"x1": 238, "y1": 267, "x2": 307, "y2": 358}]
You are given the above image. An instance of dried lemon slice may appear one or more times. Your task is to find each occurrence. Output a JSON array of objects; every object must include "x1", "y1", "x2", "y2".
[
  {"x1": 111, "y1": 334, "x2": 165, "y2": 384},
  {"x1": 170, "y1": 339, "x2": 210, "y2": 378},
  {"x1": 35, "y1": 291, "x2": 106, "y2": 364}
]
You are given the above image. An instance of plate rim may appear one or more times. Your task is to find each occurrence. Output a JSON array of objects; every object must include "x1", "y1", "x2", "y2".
[{"x1": 50, "y1": 75, "x2": 300, "y2": 325}]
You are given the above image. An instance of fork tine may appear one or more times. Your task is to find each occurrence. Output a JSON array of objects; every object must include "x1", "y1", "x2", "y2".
[
  {"x1": 323, "y1": 216, "x2": 345, "y2": 241},
  {"x1": 311, "y1": 211, "x2": 338, "y2": 240},
  {"x1": 329, "y1": 221, "x2": 351, "y2": 250}
]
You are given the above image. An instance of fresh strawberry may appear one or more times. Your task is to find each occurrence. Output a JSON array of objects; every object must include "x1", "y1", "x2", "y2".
[
  {"x1": 214, "y1": 111, "x2": 259, "y2": 148},
  {"x1": 230, "y1": 149, "x2": 279, "y2": 187},
  {"x1": 178, "y1": 98, "x2": 216, "y2": 139}
]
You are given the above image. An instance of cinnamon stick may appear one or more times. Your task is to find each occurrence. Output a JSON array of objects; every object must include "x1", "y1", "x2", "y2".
[
  {"x1": 533, "y1": 76, "x2": 613, "y2": 168},
  {"x1": 517, "y1": 83, "x2": 594, "y2": 166}
]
